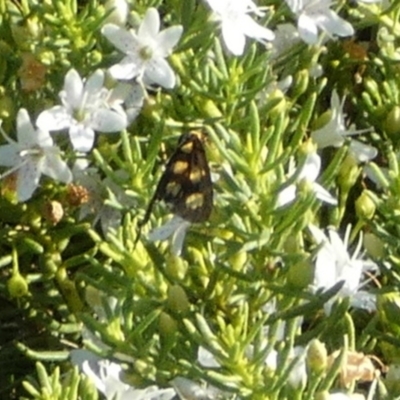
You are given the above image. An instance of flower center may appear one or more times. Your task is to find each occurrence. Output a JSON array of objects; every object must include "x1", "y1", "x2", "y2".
[
  {"x1": 73, "y1": 108, "x2": 86, "y2": 122},
  {"x1": 139, "y1": 45, "x2": 153, "y2": 61}
]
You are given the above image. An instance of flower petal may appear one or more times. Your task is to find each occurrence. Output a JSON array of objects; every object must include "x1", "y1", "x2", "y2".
[
  {"x1": 317, "y1": 10, "x2": 354, "y2": 38},
  {"x1": 17, "y1": 162, "x2": 40, "y2": 201},
  {"x1": 299, "y1": 153, "x2": 321, "y2": 182},
  {"x1": 349, "y1": 140, "x2": 378, "y2": 162},
  {"x1": 90, "y1": 109, "x2": 127, "y2": 132},
  {"x1": 36, "y1": 106, "x2": 73, "y2": 132},
  {"x1": 16, "y1": 109, "x2": 41, "y2": 147},
  {"x1": 155, "y1": 26, "x2": 183, "y2": 57},
  {"x1": 297, "y1": 15, "x2": 319, "y2": 45},
  {"x1": 108, "y1": 57, "x2": 143, "y2": 80},
  {"x1": 144, "y1": 58, "x2": 176, "y2": 88},
  {"x1": 312, "y1": 183, "x2": 337, "y2": 205},
  {"x1": 240, "y1": 14, "x2": 275, "y2": 41},
  {"x1": 0, "y1": 143, "x2": 20, "y2": 167},
  {"x1": 102, "y1": 23, "x2": 136, "y2": 53},
  {"x1": 276, "y1": 185, "x2": 296, "y2": 207},
  {"x1": 85, "y1": 69, "x2": 105, "y2": 97},
  {"x1": 221, "y1": 18, "x2": 246, "y2": 55},
  {"x1": 69, "y1": 124, "x2": 95, "y2": 152},
  {"x1": 64, "y1": 69, "x2": 84, "y2": 109},
  {"x1": 41, "y1": 150, "x2": 72, "y2": 183},
  {"x1": 138, "y1": 8, "x2": 160, "y2": 39}
]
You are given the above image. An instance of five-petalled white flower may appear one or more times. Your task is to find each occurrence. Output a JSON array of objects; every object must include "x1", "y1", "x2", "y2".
[
  {"x1": 277, "y1": 146, "x2": 337, "y2": 207},
  {"x1": 284, "y1": 0, "x2": 354, "y2": 45},
  {"x1": 0, "y1": 108, "x2": 72, "y2": 202},
  {"x1": 311, "y1": 90, "x2": 377, "y2": 162},
  {"x1": 204, "y1": 0, "x2": 275, "y2": 56},
  {"x1": 102, "y1": 8, "x2": 183, "y2": 88},
  {"x1": 36, "y1": 69, "x2": 128, "y2": 153},
  {"x1": 309, "y1": 224, "x2": 378, "y2": 315}
]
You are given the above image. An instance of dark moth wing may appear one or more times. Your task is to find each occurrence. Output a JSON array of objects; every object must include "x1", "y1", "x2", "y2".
[{"x1": 140, "y1": 131, "x2": 213, "y2": 226}]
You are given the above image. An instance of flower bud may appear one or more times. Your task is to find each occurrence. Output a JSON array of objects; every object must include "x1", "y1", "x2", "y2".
[
  {"x1": 165, "y1": 254, "x2": 187, "y2": 280},
  {"x1": 167, "y1": 284, "x2": 189, "y2": 314},
  {"x1": 384, "y1": 105, "x2": 400, "y2": 138},
  {"x1": 363, "y1": 232, "x2": 384, "y2": 259},
  {"x1": 267, "y1": 89, "x2": 287, "y2": 118},
  {"x1": 307, "y1": 339, "x2": 328, "y2": 375},
  {"x1": 104, "y1": 0, "x2": 128, "y2": 25},
  {"x1": 293, "y1": 69, "x2": 309, "y2": 98},
  {"x1": 355, "y1": 190, "x2": 376, "y2": 220},
  {"x1": 312, "y1": 110, "x2": 332, "y2": 131},
  {"x1": 159, "y1": 311, "x2": 178, "y2": 336},
  {"x1": 337, "y1": 154, "x2": 360, "y2": 193},
  {"x1": 287, "y1": 257, "x2": 313, "y2": 289},
  {"x1": 7, "y1": 272, "x2": 29, "y2": 298}
]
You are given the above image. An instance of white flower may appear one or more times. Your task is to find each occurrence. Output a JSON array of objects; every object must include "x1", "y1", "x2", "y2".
[
  {"x1": 311, "y1": 91, "x2": 377, "y2": 162},
  {"x1": 36, "y1": 69, "x2": 128, "y2": 153},
  {"x1": 148, "y1": 215, "x2": 191, "y2": 256},
  {"x1": 204, "y1": 0, "x2": 275, "y2": 56},
  {"x1": 309, "y1": 224, "x2": 378, "y2": 315},
  {"x1": 71, "y1": 350, "x2": 176, "y2": 400},
  {"x1": 72, "y1": 160, "x2": 132, "y2": 235},
  {"x1": 102, "y1": 8, "x2": 183, "y2": 88},
  {"x1": 0, "y1": 108, "x2": 72, "y2": 202},
  {"x1": 277, "y1": 148, "x2": 337, "y2": 207},
  {"x1": 284, "y1": 0, "x2": 354, "y2": 45}
]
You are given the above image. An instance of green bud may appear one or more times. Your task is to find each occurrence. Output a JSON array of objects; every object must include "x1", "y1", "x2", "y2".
[
  {"x1": 307, "y1": 339, "x2": 328, "y2": 375},
  {"x1": 87, "y1": 50, "x2": 103, "y2": 66},
  {"x1": 7, "y1": 272, "x2": 29, "y2": 298},
  {"x1": 159, "y1": 311, "x2": 178, "y2": 336},
  {"x1": 293, "y1": 69, "x2": 309, "y2": 98},
  {"x1": 384, "y1": 106, "x2": 400, "y2": 138},
  {"x1": 167, "y1": 285, "x2": 189, "y2": 314},
  {"x1": 312, "y1": 110, "x2": 332, "y2": 131},
  {"x1": 355, "y1": 190, "x2": 376, "y2": 220},
  {"x1": 287, "y1": 256, "x2": 313, "y2": 289},
  {"x1": 363, "y1": 232, "x2": 385, "y2": 259},
  {"x1": 267, "y1": 89, "x2": 287, "y2": 118},
  {"x1": 337, "y1": 154, "x2": 360, "y2": 193}
]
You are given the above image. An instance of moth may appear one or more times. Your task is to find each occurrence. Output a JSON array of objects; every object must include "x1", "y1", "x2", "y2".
[{"x1": 139, "y1": 131, "x2": 213, "y2": 230}]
